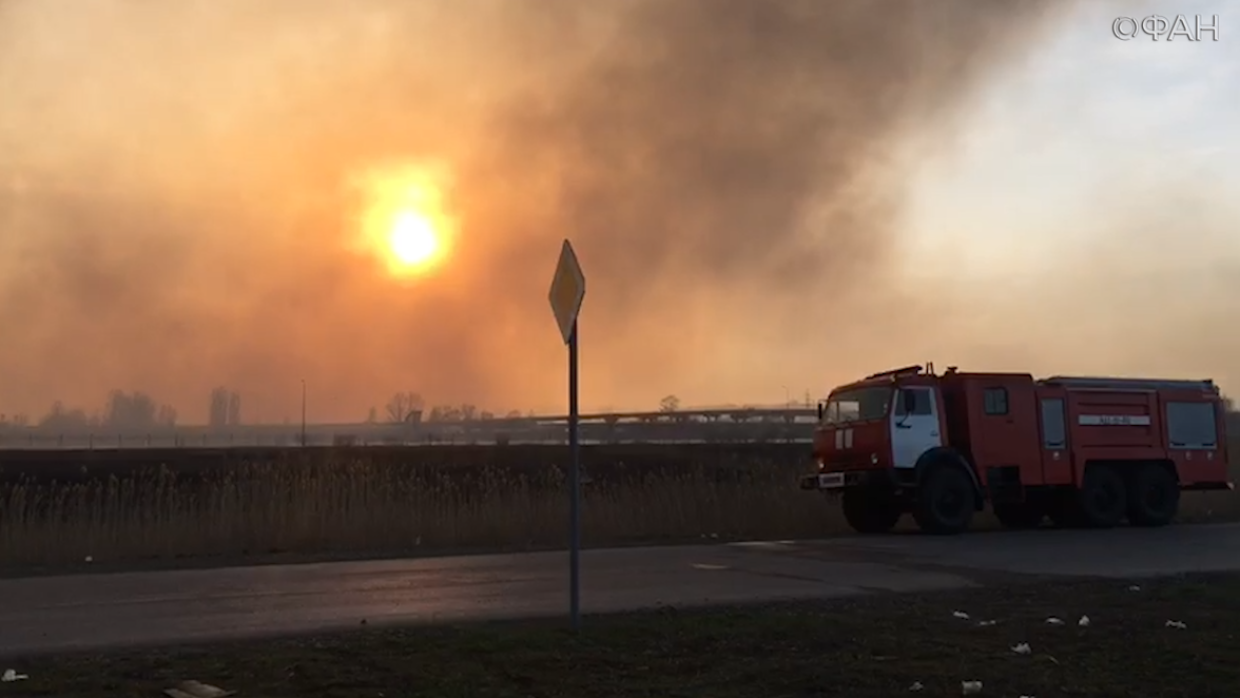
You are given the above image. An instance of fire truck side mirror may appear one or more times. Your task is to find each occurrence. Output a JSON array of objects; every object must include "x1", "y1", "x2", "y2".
[{"x1": 816, "y1": 401, "x2": 825, "y2": 421}]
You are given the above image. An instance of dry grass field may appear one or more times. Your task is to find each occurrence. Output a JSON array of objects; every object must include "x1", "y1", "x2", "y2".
[
  {"x1": 0, "y1": 454, "x2": 832, "y2": 568},
  {"x1": 2, "y1": 439, "x2": 1238, "y2": 570},
  {"x1": 0, "y1": 442, "x2": 807, "y2": 487}
]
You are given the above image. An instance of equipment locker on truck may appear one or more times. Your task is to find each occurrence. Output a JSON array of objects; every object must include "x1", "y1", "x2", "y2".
[{"x1": 801, "y1": 363, "x2": 1233, "y2": 535}]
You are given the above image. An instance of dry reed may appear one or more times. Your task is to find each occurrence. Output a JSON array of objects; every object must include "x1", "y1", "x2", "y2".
[{"x1": 1, "y1": 455, "x2": 1237, "y2": 569}]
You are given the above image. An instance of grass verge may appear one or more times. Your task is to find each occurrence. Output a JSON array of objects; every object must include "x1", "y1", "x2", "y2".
[
  {"x1": 7, "y1": 573, "x2": 1238, "y2": 697},
  {"x1": 2, "y1": 453, "x2": 1238, "y2": 571}
]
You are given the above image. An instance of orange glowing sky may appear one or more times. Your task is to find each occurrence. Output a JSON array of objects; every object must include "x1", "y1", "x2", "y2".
[{"x1": 1, "y1": 0, "x2": 1238, "y2": 424}]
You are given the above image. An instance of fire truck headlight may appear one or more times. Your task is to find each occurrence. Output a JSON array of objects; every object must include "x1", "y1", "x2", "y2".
[{"x1": 870, "y1": 453, "x2": 879, "y2": 465}]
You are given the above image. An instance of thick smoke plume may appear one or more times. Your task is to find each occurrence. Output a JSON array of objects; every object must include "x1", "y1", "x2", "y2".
[{"x1": 0, "y1": 0, "x2": 1073, "y2": 422}]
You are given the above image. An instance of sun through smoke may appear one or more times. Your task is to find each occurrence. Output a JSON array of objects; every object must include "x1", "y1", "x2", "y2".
[{"x1": 349, "y1": 162, "x2": 456, "y2": 278}]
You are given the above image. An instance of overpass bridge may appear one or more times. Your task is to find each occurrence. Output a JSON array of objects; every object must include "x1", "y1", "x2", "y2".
[{"x1": 0, "y1": 407, "x2": 820, "y2": 451}]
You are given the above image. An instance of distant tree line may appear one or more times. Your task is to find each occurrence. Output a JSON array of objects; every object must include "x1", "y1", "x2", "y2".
[
  {"x1": 7, "y1": 388, "x2": 1231, "y2": 432},
  {"x1": 0, "y1": 386, "x2": 530, "y2": 432},
  {"x1": 0, "y1": 388, "x2": 217, "y2": 431},
  {"x1": 16, "y1": 390, "x2": 180, "y2": 431},
  {"x1": 371, "y1": 391, "x2": 513, "y2": 425}
]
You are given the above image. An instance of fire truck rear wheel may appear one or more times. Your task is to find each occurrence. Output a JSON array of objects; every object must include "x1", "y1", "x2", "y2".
[
  {"x1": 841, "y1": 488, "x2": 902, "y2": 534},
  {"x1": 1077, "y1": 465, "x2": 1127, "y2": 528},
  {"x1": 1126, "y1": 463, "x2": 1180, "y2": 527},
  {"x1": 912, "y1": 466, "x2": 976, "y2": 535}
]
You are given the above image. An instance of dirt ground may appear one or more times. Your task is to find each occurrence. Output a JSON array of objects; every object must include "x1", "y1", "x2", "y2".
[{"x1": 5, "y1": 572, "x2": 1236, "y2": 698}]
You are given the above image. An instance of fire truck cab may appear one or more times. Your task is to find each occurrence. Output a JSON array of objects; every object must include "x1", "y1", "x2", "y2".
[{"x1": 800, "y1": 364, "x2": 1233, "y2": 535}]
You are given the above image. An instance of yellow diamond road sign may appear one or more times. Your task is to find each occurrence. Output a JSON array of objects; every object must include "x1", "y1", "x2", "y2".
[{"x1": 549, "y1": 239, "x2": 586, "y2": 345}]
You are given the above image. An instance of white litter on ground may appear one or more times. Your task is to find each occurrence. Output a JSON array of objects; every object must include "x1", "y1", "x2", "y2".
[
  {"x1": 1, "y1": 670, "x2": 29, "y2": 682},
  {"x1": 1011, "y1": 642, "x2": 1032, "y2": 655},
  {"x1": 976, "y1": 619, "x2": 997, "y2": 627},
  {"x1": 1078, "y1": 615, "x2": 1091, "y2": 627},
  {"x1": 909, "y1": 681, "x2": 924, "y2": 691},
  {"x1": 163, "y1": 680, "x2": 236, "y2": 698},
  {"x1": 961, "y1": 680, "x2": 983, "y2": 695},
  {"x1": 1165, "y1": 620, "x2": 1187, "y2": 629},
  {"x1": 952, "y1": 611, "x2": 970, "y2": 620},
  {"x1": 1045, "y1": 617, "x2": 1064, "y2": 625}
]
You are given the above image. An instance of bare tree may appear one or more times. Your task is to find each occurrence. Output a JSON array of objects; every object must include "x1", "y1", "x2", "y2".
[
  {"x1": 205, "y1": 387, "x2": 242, "y2": 426},
  {"x1": 39, "y1": 400, "x2": 95, "y2": 430},
  {"x1": 459, "y1": 404, "x2": 477, "y2": 421},
  {"x1": 427, "y1": 404, "x2": 463, "y2": 422},
  {"x1": 102, "y1": 390, "x2": 160, "y2": 428},
  {"x1": 209, "y1": 388, "x2": 224, "y2": 427},
  {"x1": 79, "y1": 390, "x2": 178, "y2": 429},
  {"x1": 156, "y1": 404, "x2": 178, "y2": 426},
  {"x1": 385, "y1": 392, "x2": 425, "y2": 422},
  {"x1": 227, "y1": 391, "x2": 242, "y2": 425},
  {"x1": 366, "y1": 406, "x2": 378, "y2": 423},
  {"x1": 659, "y1": 394, "x2": 681, "y2": 413},
  {"x1": 208, "y1": 387, "x2": 241, "y2": 427}
]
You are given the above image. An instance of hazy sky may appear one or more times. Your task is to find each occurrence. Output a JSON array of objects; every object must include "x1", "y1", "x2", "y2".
[
  {"x1": 1, "y1": 0, "x2": 1237, "y2": 423},
  {"x1": 894, "y1": 0, "x2": 1239, "y2": 391}
]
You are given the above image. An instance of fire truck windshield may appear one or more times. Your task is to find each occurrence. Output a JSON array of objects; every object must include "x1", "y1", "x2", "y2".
[{"x1": 821, "y1": 387, "x2": 892, "y2": 425}]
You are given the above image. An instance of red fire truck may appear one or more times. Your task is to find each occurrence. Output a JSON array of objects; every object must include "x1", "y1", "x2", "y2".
[{"x1": 800, "y1": 364, "x2": 1233, "y2": 535}]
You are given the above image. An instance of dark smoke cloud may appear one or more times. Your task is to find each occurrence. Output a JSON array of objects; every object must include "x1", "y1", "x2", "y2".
[
  {"x1": 493, "y1": 1, "x2": 1060, "y2": 289},
  {"x1": 0, "y1": 0, "x2": 1072, "y2": 422}
]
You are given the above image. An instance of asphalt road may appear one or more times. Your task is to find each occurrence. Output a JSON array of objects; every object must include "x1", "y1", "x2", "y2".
[{"x1": 3, "y1": 523, "x2": 1239, "y2": 657}]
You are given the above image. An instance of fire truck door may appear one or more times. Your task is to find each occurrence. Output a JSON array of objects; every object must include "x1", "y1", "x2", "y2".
[
  {"x1": 1039, "y1": 397, "x2": 1072, "y2": 485},
  {"x1": 890, "y1": 386, "x2": 943, "y2": 469}
]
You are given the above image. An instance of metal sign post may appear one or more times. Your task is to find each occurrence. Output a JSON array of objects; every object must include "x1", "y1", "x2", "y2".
[{"x1": 548, "y1": 239, "x2": 586, "y2": 630}]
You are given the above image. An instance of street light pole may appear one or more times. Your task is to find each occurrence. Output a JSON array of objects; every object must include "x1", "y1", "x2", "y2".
[{"x1": 300, "y1": 379, "x2": 307, "y2": 447}]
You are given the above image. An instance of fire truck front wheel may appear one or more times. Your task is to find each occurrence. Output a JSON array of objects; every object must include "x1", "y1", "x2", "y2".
[
  {"x1": 912, "y1": 466, "x2": 976, "y2": 535},
  {"x1": 840, "y1": 488, "x2": 902, "y2": 534},
  {"x1": 1077, "y1": 464, "x2": 1127, "y2": 528}
]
